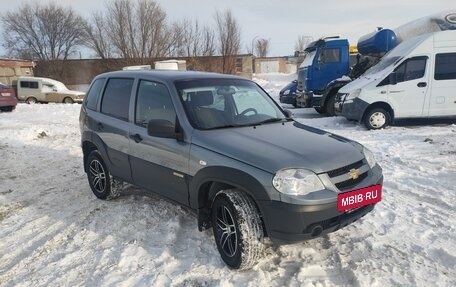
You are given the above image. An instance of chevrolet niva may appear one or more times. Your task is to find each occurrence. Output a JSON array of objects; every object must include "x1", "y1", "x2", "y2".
[{"x1": 79, "y1": 70, "x2": 383, "y2": 269}]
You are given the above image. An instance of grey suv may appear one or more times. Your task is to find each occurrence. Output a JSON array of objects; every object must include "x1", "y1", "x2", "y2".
[{"x1": 80, "y1": 70, "x2": 383, "y2": 269}]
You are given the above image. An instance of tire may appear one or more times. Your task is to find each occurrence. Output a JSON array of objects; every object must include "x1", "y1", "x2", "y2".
[
  {"x1": 86, "y1": 150, "x2": 114, "y2": 199},
  {"x1": 63, "y1": 97, "x2": 74, "y2": 104},
  {"x1": 324, "y1": 94, "x2": 336, "y2": 116},
  {"x1": 26, "y1": 97, "x2": 37, "y2": 104},
  {"x1": 314, "y1": 107, "x2": 325, "y2": 114},
  {"x1": 211, "y1": 189, "x2": 264, "y2": 270},
  {"x1": 364, "y1": 108, "x2": 391, "y2": 130}
]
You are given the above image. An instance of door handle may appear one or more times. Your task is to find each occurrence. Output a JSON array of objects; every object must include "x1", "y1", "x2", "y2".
[
  {"x1": 417, "y1": 82, "x2": 427, "y2": 88},
  {"x1": 129, "y1": 134, "x2": 143, "y2": 143}
]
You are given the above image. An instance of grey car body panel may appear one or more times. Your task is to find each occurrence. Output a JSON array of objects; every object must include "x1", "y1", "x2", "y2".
[
  {"x1": 191, "y1": 121, "x2": 364, "y2": 175},
  {"x1": 80, "y1": 70, "x2": 384, "y2": 244}
]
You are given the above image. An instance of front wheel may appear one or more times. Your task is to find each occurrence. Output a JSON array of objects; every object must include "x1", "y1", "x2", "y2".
[
  {"x1": 314, "y1": 107, "x2": 325, "y2": 114},
  {"x1": 211, "y1": 190, "x2": 264, "y2": 269},
  {"x1": 26, "y1": 97, "x2": 37, "y2": 104},
  {"x1": 324, "y1": 94, "x2": 336, "y2": 116},
  {"x1": 364, "y1": 108, "x2": 391, "y2": 130}
]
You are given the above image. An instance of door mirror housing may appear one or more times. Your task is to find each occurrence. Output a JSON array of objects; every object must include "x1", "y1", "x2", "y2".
[
  {"x1": 147, "y1": 119, "x2": 182, "y2": 140},
  {"x1": 283, "y1": 109, "x2": 293, "y2": 119},
  {"x1": 389, "y1": 72, "x2": 397, "y2": 85}
]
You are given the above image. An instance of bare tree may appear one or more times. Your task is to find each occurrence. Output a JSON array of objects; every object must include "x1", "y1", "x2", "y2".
[
  {"x1": 214, "y1": 9, "x2": 241, "y2": 74},
  {"x1": 84, "y1": 0, "x2": 172, "y2": 59},
  {"x1": 294, "y1": 35, "x2": 314, "y2": 52},
  {"x1": 172, "y1": 18, "x2": 216, "y2": 57},
  {"x1": 2, "y1": 3, "x2": 85, "y2": 60},
  {"x1": 255, "y1": 38, "x2": 270, "y2": 58}
]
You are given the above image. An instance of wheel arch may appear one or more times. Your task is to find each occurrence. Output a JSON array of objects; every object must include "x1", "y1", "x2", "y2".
[
  {"x1": 190, "y1": 166, "x2": 270, "y2": 231},
  {"x1": 362, "y1": 102, "x2": 395, "y2": 123}
]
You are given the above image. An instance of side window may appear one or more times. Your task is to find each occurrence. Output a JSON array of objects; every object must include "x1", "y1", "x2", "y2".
[
  {"x1": 85, "y1": 78, "x2": 105, "y2": 110},
  {"x1": 318, "y1": 48, "x2": 340, "y2": 63},
  {"x1": 394, "y1": 57, "x2": 427, "y2": 83},
  {"x1": 101, "y1": 78, "x2": 134, "y2": 121},
  {"x1": 435, "y1": 53, "x2": 456, "y2": 80},
  {"x1": 135, "y1": 80, "x2": 176, "y2": 128},
  {"x1": 20, "y1": 81, "x2": 39, "y2": 89}
]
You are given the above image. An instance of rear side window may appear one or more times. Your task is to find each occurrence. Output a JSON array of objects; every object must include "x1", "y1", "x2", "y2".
[
  {"x1": 101, "y1": 78, "x2": 134, "y2": 121},
  {"x1": 20, "y1": 81, "x2": 39, "y2": 89},
  {"x1": 435, "y1": 53, "x2": 456, "y2": 80},
  {"x1": 85, "y1": 78, "x2": 105, "y2": 110}
]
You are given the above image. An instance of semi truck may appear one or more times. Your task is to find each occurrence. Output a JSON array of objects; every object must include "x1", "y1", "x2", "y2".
[{"x1": 294, "y1": 10, "x2": 456, "y2": 116}]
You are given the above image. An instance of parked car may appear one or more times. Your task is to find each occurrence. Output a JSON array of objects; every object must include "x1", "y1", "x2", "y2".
[
  {"x1": 0, "y1": 82, "x2": 17, "y2": 112},
  {"x1": 80, "y1": 70, "x2": 383, "y2": 269},
  {"x1": 17, "y1": 76, "x2": 85, "y2": 104},
  {"x1": 279, "y1": 80, "x2": 298, "y2": 107}
]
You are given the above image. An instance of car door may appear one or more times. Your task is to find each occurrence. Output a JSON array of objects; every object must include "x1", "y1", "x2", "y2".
[
  {"x1": 387, "y1": 56, "x2": 429, "y2": 118},
  {"x1": 94, "y1": 77, "x2": 135, "y2": 182},
  {"x1": 312, "y1": 47, "x2": 346, "y2": 91},
  {"x1": 428, "y1": 52, "x2": 456, "y2": 116},
  {"x1": 129, "y1": 79, "x2": 190, "y2": 206}
]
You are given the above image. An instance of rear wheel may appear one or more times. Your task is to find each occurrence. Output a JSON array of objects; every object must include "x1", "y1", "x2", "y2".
[
  {"x1": 86, "y1": 150, "x2": 115, "y2": 199},
  {"x1": 364, "y1": 108, "x2": 391, "y2": 130},
  {"x1": 63, "y1": 97, "x2": 74, "y2": 104},
  {"x1": 26, "y1": 97, "x2": 37, "y2": 104},
  {"x1": 211, "y1": 190, "x2": 264, "y2": 269}
]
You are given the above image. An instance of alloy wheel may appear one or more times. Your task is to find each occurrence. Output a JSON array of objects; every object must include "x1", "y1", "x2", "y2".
[{"x1": 215, "y1": 205, "x2": 237, "y2": 257}]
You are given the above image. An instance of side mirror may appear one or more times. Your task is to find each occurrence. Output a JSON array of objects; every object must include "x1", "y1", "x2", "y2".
[
  {"x1": 389, "y1": 72, "x2": 397, "y2": 85},
  {"x1": 283, "y1": 109, "x2": 293, "y2": 119},
  {"x1": 147, "y1": 119, "x2": 182, "y2": 140}
]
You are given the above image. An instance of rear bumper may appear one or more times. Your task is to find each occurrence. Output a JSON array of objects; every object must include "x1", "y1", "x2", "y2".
[{"x1": 0, "y1": 96, "x2": 18, "y2": 108}]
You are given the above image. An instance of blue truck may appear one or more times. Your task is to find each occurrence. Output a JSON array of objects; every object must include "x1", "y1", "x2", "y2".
[{"x1": 295, "y1": 29, "x2": 397, "y2": 115}]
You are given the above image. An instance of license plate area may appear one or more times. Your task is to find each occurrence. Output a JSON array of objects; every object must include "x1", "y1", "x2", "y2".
[{"x1": 337, "y1": 184, "x2": 382, "y2": 212}]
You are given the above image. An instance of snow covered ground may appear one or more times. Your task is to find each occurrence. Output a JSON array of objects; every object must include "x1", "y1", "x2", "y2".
[{"x1": 0, "y1": 74, "x2": 455, "y2": 286}]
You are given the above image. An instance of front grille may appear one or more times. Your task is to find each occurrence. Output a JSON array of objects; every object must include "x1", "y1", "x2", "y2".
[
  {"x1": 335, "y1": 172, "x2": 368, "y2": 190},
  {"x1": 327, "y1": 160, "x2": 363, "y2": 178}
]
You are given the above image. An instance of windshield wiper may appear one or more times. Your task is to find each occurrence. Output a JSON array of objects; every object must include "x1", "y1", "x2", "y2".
[{"x1": 255, "y1": 118, "x2": 288, "y2": 125}]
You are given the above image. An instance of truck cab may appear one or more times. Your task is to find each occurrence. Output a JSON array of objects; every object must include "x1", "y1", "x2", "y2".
[{"x1": 296, "y1": 38, "x2": 350, "y2": 109}]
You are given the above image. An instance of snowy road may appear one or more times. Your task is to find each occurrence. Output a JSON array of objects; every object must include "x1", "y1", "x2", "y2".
[{"x1": 0, "y1": 75, "x2": 455, "y2": 286}]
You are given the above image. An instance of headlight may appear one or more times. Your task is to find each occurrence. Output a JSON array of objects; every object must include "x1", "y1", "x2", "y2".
[
  {"x1": 272, "y1": 169, "x2": 325, "y2": 196},
  {"x1": 346, "y1": 88, "x2": 361, "y2": 100},
  {"x1": 363, "y1": 147, "x2": 377, "y2": 168},
  {"x1": 283, "y1": 89, "x2": 290, "y2": 95}
]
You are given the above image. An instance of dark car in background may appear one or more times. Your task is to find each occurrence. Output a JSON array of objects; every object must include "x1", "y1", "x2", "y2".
[
  {"x1": 279, "y1": 80, "x2": 298, "y2": 107},
  {"x1": 0, "y1": 83, "x2": 17, "y2": 112},
  {"x1": 80, "y1": 70, "x2": 383, "y2": 269}
]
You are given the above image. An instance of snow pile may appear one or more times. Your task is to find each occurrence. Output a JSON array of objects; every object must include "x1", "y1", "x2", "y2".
[{"x1": 0, "y1": 77, "x2": 455, "y2": 286}]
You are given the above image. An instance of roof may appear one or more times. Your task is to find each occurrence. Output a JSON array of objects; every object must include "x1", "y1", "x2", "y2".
[{"x1": 94, "y1": 70, "x2": 246, "y2": 82}]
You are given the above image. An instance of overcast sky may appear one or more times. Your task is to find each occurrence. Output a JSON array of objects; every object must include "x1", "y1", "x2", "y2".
[{"x1": 0, "y1": 0, "x2": 454, "y2": 57}]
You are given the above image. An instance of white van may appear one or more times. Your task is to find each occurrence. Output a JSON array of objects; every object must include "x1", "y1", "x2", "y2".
[
  {"x1": 336, "y1": 30, "x2": 456, "y2": 129},
  {"x1": 17, "y1": 76, "x2": 85, "y2": 104}
]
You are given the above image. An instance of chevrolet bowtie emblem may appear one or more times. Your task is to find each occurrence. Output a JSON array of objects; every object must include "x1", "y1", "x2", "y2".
[{"x1": 348, "y1": 168, "x2": 360, "y2": 180}]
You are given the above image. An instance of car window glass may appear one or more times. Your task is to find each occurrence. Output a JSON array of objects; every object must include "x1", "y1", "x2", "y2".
[
  {"x1": 20, "y1": 81, "x2": 39, "y2": 89},
  {"x1": 318, "y1": 48, "x2": 340, "y2": 63},
  {"x1": 85, "y1": 78, "x2": 105, "y2": 110},
  {"x1": 135, "y1": 80, "x2": 176, "y2": 128},
  {"x1": 101, "y1": 78, "x2": 134, "y2": 121},
  {"x1": 435, "y1": 53, "x2": 456, "y2": 80},
  {"x1": 232, "y1": 88, "x2": 277, "y2": 117},
  {"x1": 394, "y1": 57, "x2": 427, "y2": 83}
]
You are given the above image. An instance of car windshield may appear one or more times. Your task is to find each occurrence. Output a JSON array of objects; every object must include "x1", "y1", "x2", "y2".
[
  {"x1": 300, "y1": 51, "x2": 316, "y2": 68},
  {"x1": 175, "y1": 78, "x2": 287, "y2": 130}
]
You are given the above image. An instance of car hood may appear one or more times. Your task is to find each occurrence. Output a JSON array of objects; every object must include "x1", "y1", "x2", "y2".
[{"x1": 192, "y1": 121, "x2": 364, "y2": 174}]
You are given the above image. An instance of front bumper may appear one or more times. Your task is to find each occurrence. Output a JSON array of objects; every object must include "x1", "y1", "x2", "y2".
[
  {"x1": 279, "y1": 93, "x2": 296, "y2": 105},
  {"x1": 259, "y1": 171, "x2": 383, "y2": 244},
  {"x1": 295, "y1": 91, "x2": 311, "y2": 108},
  {"x1": 335, "y1": 93, "x2": 369, "y2": 122},
  {"x1": 259, "y1": 200, "x2": 376, "y2": 244}
]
